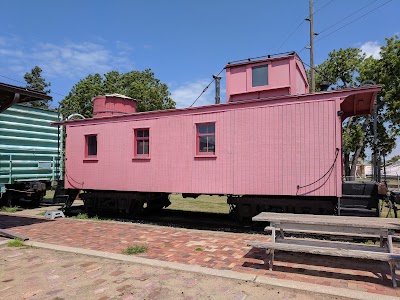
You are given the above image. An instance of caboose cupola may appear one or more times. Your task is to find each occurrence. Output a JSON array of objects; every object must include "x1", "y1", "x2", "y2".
[{"x1": 225, "y1": 52, "x2": 309, "y2": 102}]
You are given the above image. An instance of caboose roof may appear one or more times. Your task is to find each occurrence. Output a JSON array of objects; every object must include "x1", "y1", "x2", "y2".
[
  {"x1": 224, "y1": 51, "x2": 300, "y2": 69},
  {"x1": 54, "y1": 85, "x2": 381, "y2": 126}
]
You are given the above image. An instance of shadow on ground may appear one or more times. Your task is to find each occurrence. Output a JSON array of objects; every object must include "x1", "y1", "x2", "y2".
[
  {"x1": 0, "y1": 214, "x2": 50, "y2": 230},
  {"x1": 244, "y1": 247, "x2": 395, "y2": 286}
]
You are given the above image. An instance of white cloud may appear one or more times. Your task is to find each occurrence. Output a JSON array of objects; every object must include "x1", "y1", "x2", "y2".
[
  {"x1": 0, "y1": 36, "x2": 135, "y2": 80},
  {"x1": 360, "y1": 41, "x2": 381, "y2": 59},
  {"x1": 171, "y1": 79, "x2": 216, "y2": 108}
]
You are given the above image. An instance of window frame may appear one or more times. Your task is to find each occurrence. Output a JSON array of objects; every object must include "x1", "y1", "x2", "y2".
[
  {"x1": 195, "y1": 122, "x2": 216, "y2": 157},
  {"x1": 133, "y1": 128, "x2": 150, "y2": 159},
  {"x1": 251, "y1": 64, "x2": 269, "y2": 87},
  {"x1": 84, "y1": 134, "x2": 98, "y2": 161}
]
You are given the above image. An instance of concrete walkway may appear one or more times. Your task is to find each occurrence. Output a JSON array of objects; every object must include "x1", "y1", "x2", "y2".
[
  {"x1": 1, "y1": 244, "x2": 356, "y2": 300},
  {"x1": 0, "y1": 211, "x2": 399, "y2": 298}
]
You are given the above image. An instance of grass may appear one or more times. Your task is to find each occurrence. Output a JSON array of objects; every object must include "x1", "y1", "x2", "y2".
[
  {"x1": 7, "y1": 239, "x2": 25, "y2": 247},
  {"x1": 379, "y1": 200, "x2": 399, "y2": 218},
  {"x1": 167, "y1": 194, "x2": 229, "y2": 214},
  {"x1": 37, "y1": 211, "x2": 46, "y2": 216},
  {"x1": 195, "y1": 247, "x2": 204, "y2": 251},
  {"x1": 43, "y1": 190, "x2": 55, "y2": 201},
  {"x1": 70, "y1": 213, "x2": 110, "y2": 222},
  {"x1": 123, "y1": 244, "x2": 148, "y2": 255},
  {"x1": 0, "y1": 206, "x2": 19, "y2": 213}
]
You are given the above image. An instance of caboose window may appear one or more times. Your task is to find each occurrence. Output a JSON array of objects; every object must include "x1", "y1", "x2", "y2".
[
  {"x1": 86, "y1": 135, "x2": 97, "y2": 156},
  {"x1": 135, "y1": 129, "x2": 150, "y2": 156},
  {"x1": 252, "y1": 65, "x2": 268, "y2": 87},
  {"x1": 197, "y1": 123, "x2": 215, "y2": 154}
]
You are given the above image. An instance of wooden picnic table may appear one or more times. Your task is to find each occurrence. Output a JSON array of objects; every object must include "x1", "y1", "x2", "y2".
[{"x1": 249, "y1": 212, "x2": 400, "y2": 287}]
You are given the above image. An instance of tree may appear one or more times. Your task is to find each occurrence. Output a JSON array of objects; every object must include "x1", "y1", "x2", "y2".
[
  {"x1": 387, "y1": 155, "x2": 400, "y2": 165},
  {"x1": 314, "y1": 37, "x2": 400, "y2": 178},
  {"x1": 359, "y1": 37, "x2": 400, "y2": 163},
  {"x1": 315, "y1": 48, "x2": 365, "y2": 89},
  {"x1": 60, "y1": 69, "x2": 175, "y2": 119},
  {"x1": 314, "y1": 48, "x2": 367, "y2": 177},
  {"x1": 23, "y1": 66, "x2": 52, "y2": 108}
]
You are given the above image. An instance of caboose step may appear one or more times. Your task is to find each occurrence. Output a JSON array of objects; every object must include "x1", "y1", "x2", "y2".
[
  {"x1": 44, "y1": 210, "x2": 65, "y2": 219},
  {"x1": 341, "y1": 195, "x2": 372, "y2": 199},
  {"x1": 339, "y1": 207, "x2": 379, "y2": 217},
  {"x1": 340, "y1": 195, "x2": 378, "y2": 208}
]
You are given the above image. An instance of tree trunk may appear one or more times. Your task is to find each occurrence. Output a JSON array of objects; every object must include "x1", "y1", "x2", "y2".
[
  {"x1": 344, "y1": 152, "x2": 351, "y2": 177},
  {"x1": 344, "y1": 117, "x2": 353, "y2": 177},
  {"x1": 349, "y1": 116, "x2": 370, "y2": 177}
]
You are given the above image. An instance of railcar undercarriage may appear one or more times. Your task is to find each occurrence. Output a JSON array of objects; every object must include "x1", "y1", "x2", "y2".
[
  {"x1": 227, "y1": 195, "x2": 337, "y2": 222},
  {"x1": 64, "y1": 180, "x2": 381, "y2": 221},
  {"x1": 79, "y1": 190, "x2": 171, "y2": 215}
]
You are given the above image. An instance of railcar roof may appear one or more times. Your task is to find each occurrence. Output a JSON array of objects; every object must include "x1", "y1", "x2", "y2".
[
  {"x1": 55, "y1": 85, "x2": 381, "y2": 126},
  {"x1": 224, "y1": 51, "x2": 299, "y2": 68},
  {"x1": 0, "y1": 82, "x2": 52, "y2": 113}
]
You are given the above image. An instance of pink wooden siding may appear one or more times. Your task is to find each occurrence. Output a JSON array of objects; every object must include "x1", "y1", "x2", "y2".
[
  {"x1": 225, "y1": 54, "x2": 309, "y2": 102},
  {"x1": 64, "y1": 96, "x2": 345, "y2": 197}
]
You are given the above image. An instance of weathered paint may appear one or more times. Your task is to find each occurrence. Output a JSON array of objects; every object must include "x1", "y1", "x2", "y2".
[
  {"x1": 0, "y1": 105, "x2": 62, "y2": 188},
  {"x1": 62, "y1": 86, "x2": 379, "y2": 198},
  {"x1": 93, "y1": 94, "x2": 137, "y2": 118}
]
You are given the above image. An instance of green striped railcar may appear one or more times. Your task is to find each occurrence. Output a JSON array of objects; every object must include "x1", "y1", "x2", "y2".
[{"x1": 0, "y1": 105, "x2": 62, "y2": 207}]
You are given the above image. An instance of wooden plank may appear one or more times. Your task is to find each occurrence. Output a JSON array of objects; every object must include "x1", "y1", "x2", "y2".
[
  {"x1": 247, "y1": 240, "x2": 400, "y2": 261},
  {"x1": 265, "y1": 227, "x2": 384, "y2": 239},
  {"x1": 253, "y1": 212, "x2": 400, "y2": 230},
  {"x1": 270, "y1": 223, "x2": 388, "y2": 237},
  {"x1": 0, "y1": 229, "x2": 29, "y2": 241},
  {"x1": 388, "y1": 235, "x2": 394, "y2": 253}
]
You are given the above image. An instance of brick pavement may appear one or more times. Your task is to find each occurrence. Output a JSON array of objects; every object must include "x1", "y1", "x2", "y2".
[
  {"x1": 0, "y1": 246, "x2": 349, "y2": 300},
  {"x1": 0, "y1": 212, "x2": 399, "y2": 297}
]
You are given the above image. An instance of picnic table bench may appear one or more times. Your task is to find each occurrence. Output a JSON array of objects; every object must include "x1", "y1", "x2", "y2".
[{"x1": 248, "y1": 212, "x2": 400, "y2": 287}]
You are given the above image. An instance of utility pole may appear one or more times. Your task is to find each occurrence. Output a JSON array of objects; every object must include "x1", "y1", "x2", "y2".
[
  {"x1": 213, "y1": 75, "x2": 222, "y2": 104},
  {"x1": 372, "y1": 97, "x2": 380, "y2": 182},
  {"x1": 307, "y1": 0, "x2": 315, "y2": 93}
]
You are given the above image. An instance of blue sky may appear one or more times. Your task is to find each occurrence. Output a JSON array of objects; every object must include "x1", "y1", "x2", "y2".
[{"x1": 0, "y1": 0, "x2": 399, "y2": 157}]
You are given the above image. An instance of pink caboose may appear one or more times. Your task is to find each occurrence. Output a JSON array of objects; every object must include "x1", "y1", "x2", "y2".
[{"x1": 58, "y1": 53, "x2": 380, "y2": 220}]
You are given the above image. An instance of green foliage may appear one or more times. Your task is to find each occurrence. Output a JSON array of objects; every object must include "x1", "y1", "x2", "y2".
[
  {"x1": 314, "y1": 36, "x2": 400, "y2": 176},
  {"x1": 23, "y1": 66, "x2": 52, "y2": 108},
  {"x1": 123, "y1": 244, "x2": 148, "y2": 255},
  {"x1": 60, "y1": 69, "x2": 175, "y2": 119},
  {"x1": 315, "y1": 48, "x2": 365, "y2": 89},
  {"x1": 71, "y1": 213, "x2": 110, "y2": 221},
  {"x1": 7, "y1": 239, "x2": 24, "y2": 247},
  {"x1": 195, "y1": 247, "x2": 204, "y2": 251},
  {"x1": 73, "y1": 213, "x2": 90, "y2": 219},
  {"x1": 0, "y1": 206, "x2": 19, "y2": 213},
  {"x1": 387, "y1": 155, "x2": 400, "y2": 165},
  {"x1": 343, "y1": 120, "x2": 364, "y2": 155}
]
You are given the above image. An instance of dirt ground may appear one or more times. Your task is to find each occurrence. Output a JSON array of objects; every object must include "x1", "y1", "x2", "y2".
[{"x1": 0, "y1": 245, "x2": 350, "y2": 300}]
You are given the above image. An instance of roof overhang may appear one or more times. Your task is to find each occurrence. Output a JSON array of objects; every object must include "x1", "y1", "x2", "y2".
[
  {"x1": 340, "y1": 85, "x2": 381, "y2": 120},
  {"x1": 0, "y1": 82, "x2": 52, "y2": 113}
]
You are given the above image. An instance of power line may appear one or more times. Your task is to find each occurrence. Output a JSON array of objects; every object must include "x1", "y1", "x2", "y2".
[
  {"x1": 276, "y1": 20, "x2": 306, "y2": 52},
  {"x1": 276, "y1": 0, "x2": 333, "y2": 53},
  {"x1": 297, "y1": 0, "x2": 392, "y2": 54},
  {"x1": 315, "y1": 0, "x2": 393, "y2": 43},
  {"x1": 189, "y1": 67, "x2": 225, "y2": 108},
  {"x1": 313, "y1": 0, "x2": 334, "y2": 15},
  {"x1": 0, "y1": 73, "x2": 67, "y2": 98},
  {"x1": 317, "y1": 0, "x2": 379, "y2": 36}
]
